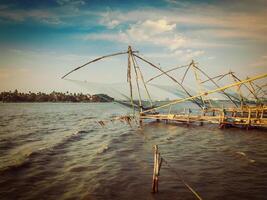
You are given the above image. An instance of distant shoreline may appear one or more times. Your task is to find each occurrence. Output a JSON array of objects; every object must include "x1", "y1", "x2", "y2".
[
  {"x1": 0, "y1": 90, "x2": 114, "y2": 103},
  {"x1": 0, "y1": 101, "x2": 112, "y2": 103}
]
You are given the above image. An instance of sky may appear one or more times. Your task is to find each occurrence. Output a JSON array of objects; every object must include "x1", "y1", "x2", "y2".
[{"x1": 0, "y1": 0, "x2": 266, "y2": 93}]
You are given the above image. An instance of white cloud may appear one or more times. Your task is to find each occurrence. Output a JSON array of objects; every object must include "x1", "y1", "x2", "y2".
[
  {"x1": 106, "y1": 19, "x2": 120, "y2": 29},
  {"x1": 132, "y1": 19, "x2": 176, "y2": 34},
  {"x1": 127, "y1": 19, "x2": 177, "y2": 39},
  {"x1": 95, "y1": 6, "x2": 267, "y2": 44},
  {"x1": 84, "y1": 19, "x2": 188, "y2": 51},
  {"x1": 98, "y1": 10, "x2": 121, "y2": 29},
  {"x1": 2, "y1": 1, "x2": 266, "y2": 43}
]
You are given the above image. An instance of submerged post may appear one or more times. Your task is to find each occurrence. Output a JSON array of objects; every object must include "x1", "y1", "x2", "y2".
[{"x1": 152, "y1": 145, "x2": 162, "y2": 193}]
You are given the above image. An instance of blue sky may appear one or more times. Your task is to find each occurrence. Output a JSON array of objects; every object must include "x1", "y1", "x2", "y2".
[{"x1": 0, "y1": 0, "x2": 266, "y2": 93}]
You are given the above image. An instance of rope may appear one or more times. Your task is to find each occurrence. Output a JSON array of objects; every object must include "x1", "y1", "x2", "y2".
[{"x1": 161, "y1": 157, "x2": 203, "y2": 200}]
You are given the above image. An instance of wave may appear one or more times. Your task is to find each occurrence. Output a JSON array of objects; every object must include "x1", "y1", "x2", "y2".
[
  {"x1": 0, "y1": 129, "x2": 94, "y2": 174},
  {"x1": 0, "y1": 128, "x2": 62, "y2": 150}
]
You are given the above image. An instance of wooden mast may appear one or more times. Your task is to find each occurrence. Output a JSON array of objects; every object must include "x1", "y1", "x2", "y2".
[
  {"x1": 129, "y1": 46, "x2": 143, "y2": 112},
  {"x1": 127, "y1": 46, "x2": 135, "y2": 114}
]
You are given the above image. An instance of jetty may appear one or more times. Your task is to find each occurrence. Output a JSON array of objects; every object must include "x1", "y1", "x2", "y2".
[{"x1": 140, "y1": 105, "x2": 267, "y2": 128}]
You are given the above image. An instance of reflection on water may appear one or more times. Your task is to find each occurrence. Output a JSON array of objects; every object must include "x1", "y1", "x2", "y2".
[{"x1": 0, "y1": 103, "x2": 266, "y2": 200}]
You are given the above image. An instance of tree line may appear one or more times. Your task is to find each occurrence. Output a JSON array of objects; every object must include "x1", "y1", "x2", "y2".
[{"x1": 0, "y1": 90, "x2": 114, "y2": 103}]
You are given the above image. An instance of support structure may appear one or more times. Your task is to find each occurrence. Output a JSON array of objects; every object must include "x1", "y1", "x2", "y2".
[{"x1": 61, "y1": 46, "x2": 267, "y2": 129}]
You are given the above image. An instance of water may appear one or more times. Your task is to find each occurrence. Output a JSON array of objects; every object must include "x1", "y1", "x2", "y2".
[{"x1": 0, "y1": 103, "x2": 266, "y2": 200}]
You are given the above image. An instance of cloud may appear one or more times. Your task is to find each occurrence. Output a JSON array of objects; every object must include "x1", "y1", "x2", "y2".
[
  {"x1": 84, "y1": 19, "x2": 188, "y2": 50},
  {"x1": 0, "y1": 0, "x2": 87, "y2": 25},
  {"x1": 98, "y1": 10, "x2": 121, "y2": 29},
  {"x1": 1, "y1": 0, "x2": 266, "y2": 44},
  {"x1": 96, "y1": 4, "x2": 267, "y2": 44},
  {"x1": 105, "y1": 19, "x2": 120, "y2": 29},
  {"x1": 126, "y1": 19, "x2": 186, "y2": 49},
  {"x1": 131, "y1": 19, "x2": 176, "y2": 34},
  {"x1": 56, "y1": 0, "x2": 85, "y2": 6},
  {"x1": 0, "y1": 8, "x2": 62, "y2": 24}
]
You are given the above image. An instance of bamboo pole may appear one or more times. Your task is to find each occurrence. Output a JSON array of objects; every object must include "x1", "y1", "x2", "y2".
[
  {"x1": 247, "y1": 108, "x2": 251, "y2": 130},
  {"x1": 248, "y1": 80, "x2": 256, "y2": 98},
  {"x1": 200, "y1": 72, "x2": 232, "y2": 84},
  {"x1": 132, "y1": 55, "x2": 153, "y2": 107},
  {"x1": 152, "y1": 145, "x2": 161, "y2": 193},
  {"x1": 127, "y1": 46, "x2": 135, "y2": 114},
  {"x1": 61, "y1": 51, "x2": 133, "y2": 79},
  {"x1": 181, "y1": 61, "x2": 193, "y2": 84},
  {"x1": 260, "y1": 108, "x2": 264, "y2": 120},
  {"x1": 192, "y1": 61, "x2": 208, "y2": 107},
  {"x1": 194, "y1": 65, "x2": 239, "y2": 107},
  {"x1": 231, "y1": 73, "x2": 259, "y2": 100},
  {"x1": 255, "y1": 83, "x2": 267, "y2": 96},
  {"x1": 129, "y1": 47, "x2": 143, "y2": 112},
  {"x1": 146, "y1": 64, "x2": 188, "y2": 83},
  {"x1": 230, "y1": 72, "x2": 245, "y2": 106},
  {"x1": 133, "y1": 54, "x2": 203, "y2": 108},
  {"x1": 187, "y1": 109, "x2": 190, "y2": 127},
  {"x1": 141, "y1": 73, "x2": 267, "y2": 114}
]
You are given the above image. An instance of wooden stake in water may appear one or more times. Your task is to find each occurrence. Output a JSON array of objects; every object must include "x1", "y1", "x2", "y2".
[{"x1": 152, "y1": 145, "x2": 162, "y2": 193}]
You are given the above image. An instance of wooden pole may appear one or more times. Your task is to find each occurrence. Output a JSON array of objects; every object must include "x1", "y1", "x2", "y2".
[
  {"x1": 146, "y1": 64, "x2": 188, "y2": 83},
  {"x1": 129, "y1": 48, "x2": 142, "y2": 113},
  {"x1": 133, "y1": 54, "x2": 203, "y2": 108},
  {"x1": 194, "y1": 65, "x2": 239, "y2": 107},
  {"x1": 127, "y1": 46, "x2": 135, "y2": 114},
  {"x1": 132, "y1": 55, "x2": 153, "y2": 107},
  {"x1": 141, "y1": 73, "x2": 267, "y2": 114},
  {"x1": 181, "y1": 61, "x2": 193, "y2": 84},
  {"x1": 200, "y1": 109, "x2": 205, "y2": 126},
  {"x1": 200, "y1": 72, "x2": 232, "y2": 84},
  {"x1": 61, "y1": 51, "x2": 131, "y2": 79},
  {"x1": 187, "y1": 108, "x2": 190, "y2": 127},
  {"x1": 152, "y1": 145, "x2": 161, "y2": 193},
  {"x1": 231, "y1": 73, "x2": 259, "y2": 101},
  {"x1": 192, "y1": 61, "x2": 206, "y2": 107},
  {"x1": 247, "y1": 108, "x2": 251, "y2": 130}
]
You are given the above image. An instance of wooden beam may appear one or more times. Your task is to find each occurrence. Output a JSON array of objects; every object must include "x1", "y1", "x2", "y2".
[
  {"x1": 141, "y1": 73, "x2": 267, "y2": 114},
  {"x1": 61, "y1": 51, "x2": 133, "y2": 79}
]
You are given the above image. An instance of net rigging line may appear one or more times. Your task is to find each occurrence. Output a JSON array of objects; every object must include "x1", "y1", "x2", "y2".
[{"x1": 161, "y1": 157, "x2": 203, "y2": 200}]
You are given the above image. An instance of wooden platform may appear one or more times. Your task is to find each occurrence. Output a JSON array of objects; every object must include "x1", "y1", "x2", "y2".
[{"x1": 140, "y1": 105, "x2": 267, "y2": 128}]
